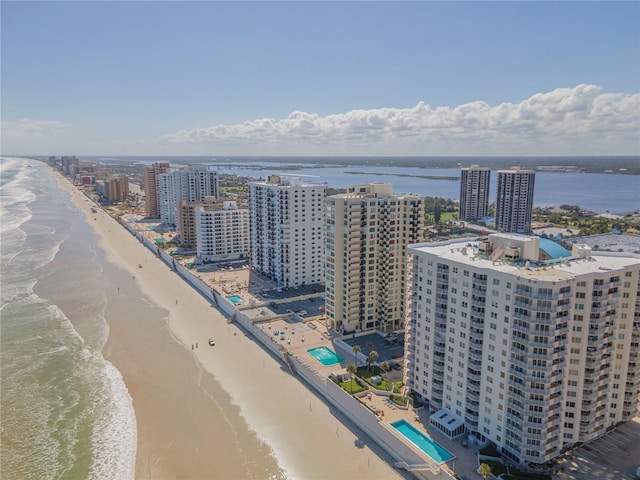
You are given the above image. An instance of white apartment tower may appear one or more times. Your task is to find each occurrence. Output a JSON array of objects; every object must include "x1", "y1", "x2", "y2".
[
  {"x1": 143, "y1": 162, "x2": 170, "y2": 218},
  {"x1": 325, "y1": 183, "x2": 425, "y2": 334},
  {"x1": 405, "y1": 233, "x2": 640, "y2": 466},
  {"x1": 459, "y1": 165, "x2": 491, "y2": 222},
  {"x1": 495, "y1": 167, "x2": 536, "y2": 234},
  {"x1": 158, "y1": 165, "x2": 219, "y2": 226},
  {"x1": 195, "y1": 201, "x2": 250, "y2": 263},
  {"x1": 249, "y1": 175, "x2": 325, "y2": 287}
]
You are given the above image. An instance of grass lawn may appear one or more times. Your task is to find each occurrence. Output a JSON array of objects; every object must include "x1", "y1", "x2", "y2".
[
  {"x1": 357, "y1": 366, "x2": 403, "y2": 393},
  {"x1": 339, "y1": 379, "x2": 368, "y2": 395}
]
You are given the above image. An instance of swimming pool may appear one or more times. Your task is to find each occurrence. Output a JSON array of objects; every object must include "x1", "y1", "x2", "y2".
[
  {"x1": 391, "y1": 419, "x2": 455, "y2": 464},
  {"x1": 227, "y1": 295, "x2": 243, "y2": 304},
  {"x1": 307, "y1": 346, "x2": 344, "y2": 366}
]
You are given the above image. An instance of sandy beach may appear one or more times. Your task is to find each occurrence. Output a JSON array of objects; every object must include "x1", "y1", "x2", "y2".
[{"x1": 53, "y1": 170, "x2": 404, "y2": 479}]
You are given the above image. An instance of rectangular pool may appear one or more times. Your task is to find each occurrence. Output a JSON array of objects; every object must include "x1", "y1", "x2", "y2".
[
  {"x1": 227, "y1": 295, "x2": 243, "y2": 304},
  {"x1": 307, "y1": 346, "x2": 344, "y2": 366},
  {"x1": 391, "y1": 419, "x2": 455, "y2": 464}
]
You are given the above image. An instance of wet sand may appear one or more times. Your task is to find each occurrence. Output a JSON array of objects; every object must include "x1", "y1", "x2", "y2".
[{"x1": 54, "y1": 170, "x2": 404, "y2": 479}]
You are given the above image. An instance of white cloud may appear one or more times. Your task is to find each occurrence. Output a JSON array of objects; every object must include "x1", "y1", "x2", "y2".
[
  {"x1": 158, "y1": 84, "x2": 639, "y2": 155},
  {"x1": 2, "y1": 118, "x2": 69, "y2": 139}
]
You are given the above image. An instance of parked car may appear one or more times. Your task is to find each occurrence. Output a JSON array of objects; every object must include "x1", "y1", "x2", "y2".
[{"x1": 208, "y1": 339, "x2": 215, "y2": 346}]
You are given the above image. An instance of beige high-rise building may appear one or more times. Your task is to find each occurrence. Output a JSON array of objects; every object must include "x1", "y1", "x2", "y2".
[
  {"x1": 178, "y1": 197, "x2": 217, "y2": 250},
  {"x1": 143, "y1": 162, "x2": 170, "y2": 218},
  {"x1": 104, "y1": 175, "x2": 129, "y2": 203},
  {"x1": 325, "y1": 183, "x2": 425, "y2": 334},
  {"x1": 405, "y1": 233, "x2": 640, "y2": 466}
]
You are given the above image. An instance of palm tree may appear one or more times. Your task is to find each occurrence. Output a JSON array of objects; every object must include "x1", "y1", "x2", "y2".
[
  {"x1": 346, "y1": 364, "x2": 357, "y2": 394},
  {"x1": 380, "y1": 361, "x2": 390, "y2": 390},
  {"x1": 352, "y1": 345, "x2": 361, "y2": 367},
  {"x1": 367, "y1": 350, "x2": 379, "y2": 372},
  {"x1": 477, "y1": 462, "x2": 493, "y2": 480},
  {"x1": 366, "y1": 342, "x2": 374, "y2": 354}
]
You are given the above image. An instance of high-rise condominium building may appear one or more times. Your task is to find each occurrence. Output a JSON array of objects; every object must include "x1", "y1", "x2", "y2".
[
  {"x1": 178, "y1": 197, "x2": 217, "y2": 249},
  {"x1": 405, "y1": 233, "x2": 640, "y2": 466},
  {"x1": 325, "y1": 183, "x2": 425, "y2": 334},
  {"x1": 195, "y1": 201, "x2": 250, "y2": 263},
  {"x1": 143, "y1": 162, "x2": 170, "y2": 218},
  {"x1": 249, "y1": 175, "x2": 325, "y2": 287},
  {"x1": 103, "y1": 175, "x2": 129, "y2": 203},
  {"x1": 459, "y1": 165, "x2": 491, "y2": 222},
  {"x1": 495, "y1": 167, "x2": 536, "y2": 234},
  {"x1": 158, "y1": 165, "x2": 219, "y2": 226}
]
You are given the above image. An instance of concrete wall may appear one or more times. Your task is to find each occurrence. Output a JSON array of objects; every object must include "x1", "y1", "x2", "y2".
[{"x1": 128, "y1": 219, "x2": 453, "y2": 480}]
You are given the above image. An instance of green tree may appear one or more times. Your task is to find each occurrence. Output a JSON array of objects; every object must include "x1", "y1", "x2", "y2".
[
  {"x1": 352, "y1": 345, "x2": 361, "y2": 366},
  {"x1": 380, "y1": 361, "x2": 390, "y2": 390},
  {"x1": 366, "y1": 342, "x2": 374, "y2": 354},
  {"x1": 477, "y1": 462, "x2": 493, "y2": 480},
  {"x1": 433, "y1": 203, "x2": 442, "y2": 225},
  {"x1": 346, "y1": 364, "x2": 357, "y2": 394},
  {"x1": 367, "y1": 350, "x2": 379, "y2": 372}
]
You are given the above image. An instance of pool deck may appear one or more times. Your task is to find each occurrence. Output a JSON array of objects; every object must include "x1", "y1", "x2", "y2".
[{"x1": 254, "y1": 316, "x2": 483, "y2": 479}]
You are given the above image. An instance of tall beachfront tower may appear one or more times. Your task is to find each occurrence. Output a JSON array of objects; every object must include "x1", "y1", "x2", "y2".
[
  {"x1": 195, "y1": 201, "x2": 250, "y2": 263},
  {"x1": 143, "y1": 162, "x2": 170, "y2": 218},
  {"x1": 158, "y1": 165, "x2": 219, "y2": 226},
  {"x1": 405, "y1": 233, "x2": 640, "y2": 466},
  {"x1": 495, "y1": 167, "x2": 535, "y2": 233},
  {"x1": 459, "y1": 165, "x2": 491, "y2": 222},
  {"x1": 248, "y1": 175, "x2": 325, "y2": 288},
  {"x1": 325, "y1": 183, "x2": 425, "y2": 334}
]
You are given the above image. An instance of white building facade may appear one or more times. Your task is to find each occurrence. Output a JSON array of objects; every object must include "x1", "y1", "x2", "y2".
[
  {"x1": 249, "y1": 175, "x2": 325, "y2": 287},
  {"x1": 405, "y1": 233, "x2": 640, "y2": 465},
  {"x1": 325, "y1": 183, "x2": 425, "y2": 334},
  {"x1": 195, "y1": 201, "x2": 250, "y2": 262},
  {"x1": 158, "y1": 165, "x2": 219, "y2": 226}
]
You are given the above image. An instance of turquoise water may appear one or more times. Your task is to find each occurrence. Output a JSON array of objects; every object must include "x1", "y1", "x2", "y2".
[
  {"x1": 227, "y1": 295, "x2": 243, "y2": 304},
  {"x1": 391, "y1": 420, "x2": 454, "y2": 464},
  {"x1": 307, "y1": 346, "x2": 344, "y2": 366}
]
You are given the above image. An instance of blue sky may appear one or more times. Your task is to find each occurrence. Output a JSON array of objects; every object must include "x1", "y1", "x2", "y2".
[{"x1": 2, "y1": 1, "x2": 639, "y2": 156}]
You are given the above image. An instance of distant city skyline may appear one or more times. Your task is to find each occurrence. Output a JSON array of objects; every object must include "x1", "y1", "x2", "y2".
[{"x1": 2, "y1": 1, "x2": 639, "y2": 156}]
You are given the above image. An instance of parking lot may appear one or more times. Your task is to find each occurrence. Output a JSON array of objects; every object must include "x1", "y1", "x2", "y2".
[
  {"x1": 255, "y1": 283, "x2": 325, "y2": 319},
  {"x1": 342, "y1": 331, "x2": 405, "y2": 367},
  {"x1": 555, "y1": 417, "x2": 640, "y2": 480}
]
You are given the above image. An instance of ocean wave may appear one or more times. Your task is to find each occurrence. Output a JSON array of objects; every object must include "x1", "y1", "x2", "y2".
[{"x1": 86, "y1": 358, "x2": 137, "y2": 480}]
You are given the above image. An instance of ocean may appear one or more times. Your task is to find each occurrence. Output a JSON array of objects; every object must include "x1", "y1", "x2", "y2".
[{"x1": 0, "y1": 157, "x2": 137, "y2": 479}]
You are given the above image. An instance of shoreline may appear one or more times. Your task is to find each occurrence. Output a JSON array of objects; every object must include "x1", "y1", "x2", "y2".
[{"x1": 50, "y1": 167, "x2": 404, "y2": 478}]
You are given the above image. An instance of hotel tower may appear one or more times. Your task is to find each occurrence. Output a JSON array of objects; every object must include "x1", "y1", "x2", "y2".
[
  {"x1": 325, "y1": 183, "x2": 425, "y2": 334},
  {"x1": 157, "y1": 165, "x2": 219, "y2": 226},
  {"x1": 495, "y1": 167, "x2": 536, "y2": 234},
  {"x1": 459, "y1": 165, "x2": 491, "y2": 222},
  {"x1": 143, "y1": 162, "x2": 170, "y2": 218},
  {"x1": 249, "y1": 175, "x2": 325, "y2": 288},
  {"x1": 404, "y1": 233, "x2": 640, "y2": 466}
]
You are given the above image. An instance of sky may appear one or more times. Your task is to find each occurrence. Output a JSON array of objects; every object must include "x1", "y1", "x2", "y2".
[{"x1": 2, "y1": 1, "x2": 639, "y2": 157}]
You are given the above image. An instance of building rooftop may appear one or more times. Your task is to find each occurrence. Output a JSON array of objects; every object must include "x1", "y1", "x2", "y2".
[
  {"x1": 408, "y1": 234, "x2": 640, "y2": 282},
  {"x1": 538, "y1": 237, "x2": 571, "y2": 259}
]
